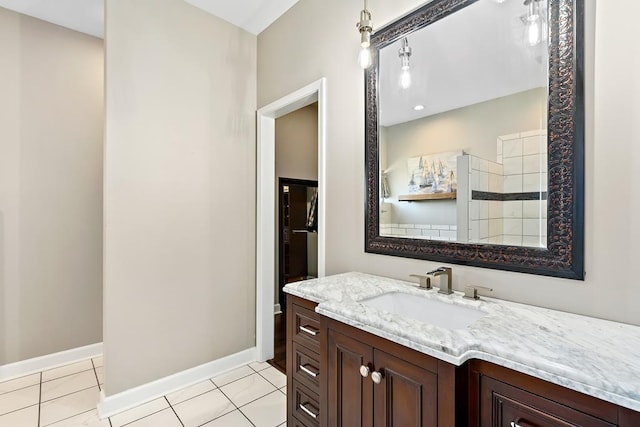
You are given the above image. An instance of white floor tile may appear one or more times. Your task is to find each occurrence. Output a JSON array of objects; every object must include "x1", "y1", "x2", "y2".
[
  {"x1": 0, "y1": 373, "x2": 40, "y2": 395},
  {"x1": 249, "y1": 361, "x2": 271, "y2": 372},
  {"x1": 240, "y1": 390, "x2": 286, "y2": 427},
  {"x1": 47, "y1": 409, "x2": 110, "y2": 426},
  {"x1": 109, "y1": 398, "x2": 169, "y2": 427},
  {"x1": 201, "y1": 409, "x2": 253, "y2": 427},
  {"x1": 0, "y1": 384, "x2": 40, "y2": 416},
  {"x1": 211, "y1": 366, "x2": 254, "y2": 388},
  {"x1": 258, "y1": 367, "x2": 286, "y2": 389},
  {"x1": 166, "y1": 380, "x2": 216, "y2": 405},
  {"x1": 41, "y1": 370, "x2": 99, "y2": 402},
  {"x1": 0, "y1": 404, "x2": 39, "y2": 426},
  {"x1": 92, "y1": 356, "x2": 103, "y2": 368},
  {"x1": 220, "y1": 373, "x2": 277, "y2": 408},
  {"x1": 40, "y1": 386, "x2": 100, "y2": 426},
  {"x1": 126, "y1": 408, "x2": 182, "y2": 427},
  {"x1": 172, "y1": 389, "x2": 235, "y2": 427},
  {"x1": 42, "y1": 360, "x2": 94, "y2": 382},
  {"x1": 0, "y1": 359, "x2": 290, "y2": 427}
]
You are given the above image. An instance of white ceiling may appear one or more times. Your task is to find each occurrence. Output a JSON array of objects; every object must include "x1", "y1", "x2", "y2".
[
  {"x1": 0, "y1": 0, "x2": 104, "y2": 38},
  {"x1": 0, "y1": 0, "x2": 300, "y2": 38},
  {"x1": 184, "y1": 0, "x2": 300, "y2": 35},
  {"x1": 379, "y1": 0, "x2": 549, "y2": 127}
]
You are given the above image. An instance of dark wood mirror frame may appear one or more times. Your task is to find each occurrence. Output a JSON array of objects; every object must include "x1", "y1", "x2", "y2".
[{"x1": 365, "y1": 0, "x2": 585, "y2": 280}]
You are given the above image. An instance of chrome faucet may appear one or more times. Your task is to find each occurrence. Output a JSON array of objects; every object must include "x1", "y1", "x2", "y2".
[
  {"x1": 427, "y1": 267, "x2": 453, "y2": 295},
  {"x1": 409, "y1": 274, "x2": 432, "y2": 290},
  {"x1": 463, "y1": 285, "x2": 493, "y2": 300}
]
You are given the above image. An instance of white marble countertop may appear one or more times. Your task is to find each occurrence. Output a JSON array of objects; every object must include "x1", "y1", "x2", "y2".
[{"x1": 284, "y1": 272, "x2": 640, "y2": 412}]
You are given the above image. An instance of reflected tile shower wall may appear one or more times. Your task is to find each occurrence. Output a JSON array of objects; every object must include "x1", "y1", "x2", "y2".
[{"x1": 468, "y1": 130, "x2": 547, "y2": 248}]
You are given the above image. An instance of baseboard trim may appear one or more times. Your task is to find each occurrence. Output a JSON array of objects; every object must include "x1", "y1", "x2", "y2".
[
  {"x1": 98, "y1": 346, "x2": 258, "y2": 418},
  {"x1": 0, "y1": 343, "x2": 103, "y2": 382},
  {"x1": 274, "y1": 303, "x2": 282, "y2": 314}
]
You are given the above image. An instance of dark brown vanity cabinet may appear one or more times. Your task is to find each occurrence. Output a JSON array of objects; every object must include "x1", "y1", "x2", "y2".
[
  {"x1": 321, "y1": 315, "x2": 465, "y2": 427},
  {"x1": 287, "y1": 296, "x2": 322, "y2": 426},
  {"x1": 286, "y1": 295, "x2": 640, "y2": 427},
  {"x1": 325, "y1": 324, "x2": 439, "y2": 426},
  {"x1": 469, "y1": 361, "x2": 640, "y2": 427},
  {"x1": 324, "y1": 325, "x2": 374, "y2": 426},
  {"x1": 287, "y1": 295, "x2": 457, "y2": 427}
]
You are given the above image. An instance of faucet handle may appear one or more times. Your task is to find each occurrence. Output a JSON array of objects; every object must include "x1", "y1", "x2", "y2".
[
  {"x1": 427, "y1": 266, "x2": 448, "y2": 275},
  {"x1": 463, "y1": 285, "x2": 493, "y2": 300},
  {"x1": 409, "y1": 274, "x2": 432, "y2": 289}
]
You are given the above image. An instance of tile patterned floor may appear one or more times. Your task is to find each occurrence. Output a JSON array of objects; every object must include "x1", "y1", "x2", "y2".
[{"x1": 0, "y1": 358, "x2": 287, "y2": 427}]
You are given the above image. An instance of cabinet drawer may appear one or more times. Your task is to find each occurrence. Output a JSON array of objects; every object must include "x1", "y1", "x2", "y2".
[
  {"x1": 292, "y1": 341, "x2": 320, "y2": 393},
  {"x1": 292, "y1": 303, "x2": 320, "y2": 353},
  {"x1": 481, "y1": 376, "x2": 615, "y2": 427},
  {"x1": 291, "y1": 380, "x2": 320, "y2": 427}
]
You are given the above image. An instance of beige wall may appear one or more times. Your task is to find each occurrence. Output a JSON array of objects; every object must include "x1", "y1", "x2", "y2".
[
  {"x1": 104, "y1": 0, "x2": 257, "y2": 395},
  {"x1": 276, "y1": 103, "x2": 319, "y2": 182},
  {"x1": 258, "y1": 0, "x2": 640, "y2": 326},
  {"x1": 385, "y1": 88, "x2": 546, "y2": 174},
  {"x1": 0, "y1": 8, "x2": 104, "y2": 364}
]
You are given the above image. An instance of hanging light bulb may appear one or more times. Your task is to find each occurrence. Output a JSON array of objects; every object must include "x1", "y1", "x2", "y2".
[
  {"x1": 398, "y1": 37, "x2": 412, "y2": 89},
  {"x1": 526, "y1": 18, "x2": 541, "y2": 46},
  {"x1": 524, "y1": 0, "x2": 543, "y2": 47},
  {"x1": 400, "y1": 68, "x2": 411, "y2": 89},
  {"x1": 358, "y1": 46, "x2": 372, "y2": 69},
  {"x1": 356, "y1": 0, "x2": 373, "y2": 69}
]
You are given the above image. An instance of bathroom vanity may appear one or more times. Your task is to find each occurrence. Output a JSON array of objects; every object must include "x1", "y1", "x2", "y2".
[{"x1": 284, "y1": 273, "x2": 640, "y2": 426}]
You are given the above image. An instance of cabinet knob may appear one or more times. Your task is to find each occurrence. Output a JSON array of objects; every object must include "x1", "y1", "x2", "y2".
[
  {"x1": 359, "y1": 365, "x2": 370, "y2": 378},
  {"x1": 510, "y1": 422, "x2": 522, "y2": 427},
  {"x1": 371, "y1": 370, "x2": 383, "y2": 384}
]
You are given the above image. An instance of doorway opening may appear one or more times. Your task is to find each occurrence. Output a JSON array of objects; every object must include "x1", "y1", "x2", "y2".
[{"x1": 256, "y1": 78, "x2": 327, "y2": 365}]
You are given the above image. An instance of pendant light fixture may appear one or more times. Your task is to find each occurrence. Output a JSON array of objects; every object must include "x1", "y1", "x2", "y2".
[
  {"x1": 524, "y1": 0, "x2": 545, "y2": 47},
  {"x1": 398, "y1": 37, "x2": 412, "y2": 89},
  {"x1": 357, "y1": 0, "x2": 373, "y2": 69}
]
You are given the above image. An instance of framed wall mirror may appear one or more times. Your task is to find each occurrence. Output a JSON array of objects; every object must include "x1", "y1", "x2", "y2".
[{"x1": 364, "y1": 0, "x2": 584, "y2": 279}]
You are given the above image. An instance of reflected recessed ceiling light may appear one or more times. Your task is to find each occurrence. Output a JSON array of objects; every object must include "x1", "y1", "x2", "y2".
[{"x1": 414, "y1": 105, "x2": 424, "y2": 111}]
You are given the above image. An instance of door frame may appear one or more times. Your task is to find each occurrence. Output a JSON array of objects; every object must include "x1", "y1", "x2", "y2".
[{"x1": 256, "y1": 78, "x2": 327, "y2": 361}]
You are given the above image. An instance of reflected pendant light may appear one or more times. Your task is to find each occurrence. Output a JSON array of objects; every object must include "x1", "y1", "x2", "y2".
[
  {"x1": 398, "y1": 37, "x2": 412, "y2": 89},
  {"x1": 524, "y1": 0, "x2": 545, "y2": 46},
  {"x1": 357, "y1": 0, "x2": 373, "y2": 69}
]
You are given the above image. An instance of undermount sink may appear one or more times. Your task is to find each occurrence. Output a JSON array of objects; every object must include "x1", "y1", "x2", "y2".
[{"x1": 361, "y1": 291, "x2": 486, "y2": 330}]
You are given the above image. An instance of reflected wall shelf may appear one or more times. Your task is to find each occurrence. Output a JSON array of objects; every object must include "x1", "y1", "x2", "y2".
[{"x1": 398, "y1": 191, "x2": 457, "y2": 201}]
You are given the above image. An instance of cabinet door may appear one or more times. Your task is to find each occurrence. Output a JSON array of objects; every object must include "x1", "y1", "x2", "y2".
[
  {"x1": 480, "y1": 375, "x2": 615, "y2": 427},
  {"x1": 373, "y1": 349, "x2": 438, "y2": 427},
  {"x1": 326, "y1": 328, "x2": 374, "y2": 427}
]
